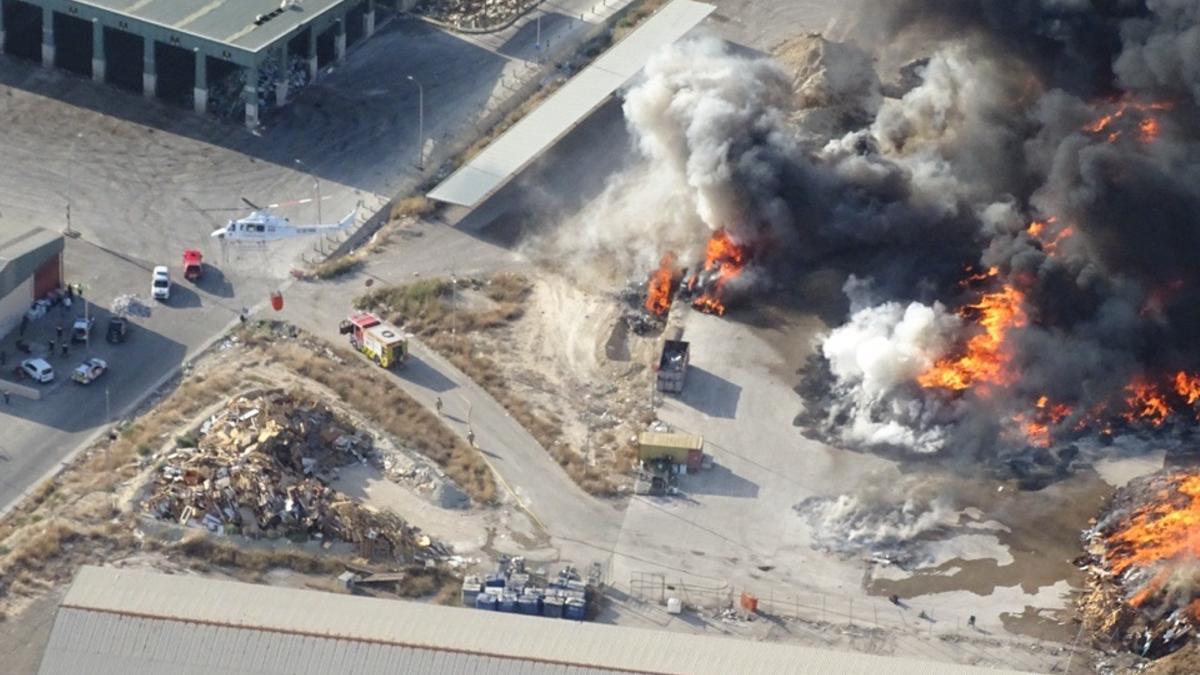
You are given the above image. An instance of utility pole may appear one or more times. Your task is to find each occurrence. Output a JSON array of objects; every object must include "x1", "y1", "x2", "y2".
[
  {"x1": 406, "y1": 75, "x2": 424, "y2": 170},
  {"x1": 293, "y1": 158, "x2": 322, "y2": 224}
]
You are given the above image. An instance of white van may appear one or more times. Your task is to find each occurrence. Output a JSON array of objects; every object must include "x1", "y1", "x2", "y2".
[{"x1": 151, "y1": 265, "x2": 171, "y2": 301}]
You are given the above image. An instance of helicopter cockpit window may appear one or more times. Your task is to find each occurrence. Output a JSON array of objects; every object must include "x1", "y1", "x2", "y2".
[{"x1": 256, "y1": 225, "x2": 265, "y2": 233}]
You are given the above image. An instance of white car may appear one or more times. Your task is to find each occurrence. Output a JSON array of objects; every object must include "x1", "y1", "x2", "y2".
[
  {"x1": 72, "y1": 357, "x2": 108, "y2": 385},
  {"x1": 152, "y1": 265, "x2": 171, "y2": 301},
  {"x1": 21, "y1": 358, "x2": 54, "y2": 383}
]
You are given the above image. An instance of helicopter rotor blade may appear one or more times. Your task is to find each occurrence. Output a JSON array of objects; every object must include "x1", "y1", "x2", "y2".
[{"x1": 241, "y1": 197, "x2": 263, "y2": 210}]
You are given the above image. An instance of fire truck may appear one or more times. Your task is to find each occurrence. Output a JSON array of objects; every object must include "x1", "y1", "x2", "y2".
[{"x1": 338, "y1": 311, "x2": 409, "y2": 369}]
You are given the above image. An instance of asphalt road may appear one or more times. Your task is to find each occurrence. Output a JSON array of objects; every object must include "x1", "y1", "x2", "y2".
[{"x1": 0, "y1": 4, "x2": 633, "y2": 516}]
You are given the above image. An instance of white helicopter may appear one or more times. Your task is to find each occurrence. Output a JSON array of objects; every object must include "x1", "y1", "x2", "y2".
[{"x1": 210, "y1": 198, "x2": 359, "y2": 243}]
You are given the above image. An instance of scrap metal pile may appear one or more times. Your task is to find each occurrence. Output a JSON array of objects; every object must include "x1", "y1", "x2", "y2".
[
  {"x1": 418, "y1": 0, "x2": 538, "y2": 30},
  {"x1": 1078, "y1": 469, "x2": 1200, "y2": 659},
  {"x1": 142, "y1": 391, "x2": 425, "y2": 562}
]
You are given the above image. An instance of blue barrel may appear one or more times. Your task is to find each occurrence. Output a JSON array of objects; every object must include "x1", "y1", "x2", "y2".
[
  {"x1": 564, "y1": 598, "x2": 587, "y2": 621},
  {"x1": 475, "y1": 593, "x2": 497, "y2": 611},
  {"x1": 484, "y1": 574, "x2": 506, "y2": 588},
  {"x1": 499, "y1": 592, "x2": 518, "y2": 613},
  {"x1": 543, "y1": 596, "x2": 564, "y2": 618},
  {"x1": 518, "y1": 594, "x2": 541, "y2": 615}
]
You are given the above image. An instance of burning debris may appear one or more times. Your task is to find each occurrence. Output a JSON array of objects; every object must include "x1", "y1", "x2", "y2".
[
  {"x1": 639, "y1": 230, "x2": 752, "y2": 319},
  {"x1": 1080, "y1": 469, "x2": 1200, "y2": 658},
  {"x1": 141, "y1": 391, "x2": 436, "y2": 562}
]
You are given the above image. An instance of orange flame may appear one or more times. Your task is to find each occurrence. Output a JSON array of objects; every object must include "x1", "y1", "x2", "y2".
[
  {"x1": 1102, "y1": 472, "x2": 1200, "y2": 619},
  {"x1": 1026, "y1": 218, "x2": 1074, "y2": 258},
  {"x1": 1122, "y1": 379, "x2": 1171, "y2": 427},
  {"x1": 1174, "y1": 371, "x2": 1200, "y2": 406},
  {"x1": 644, "y1": 253, "x2": 678, "y2": 317},
  {"x1": 918, "y1": 285, "x2": 1028, "y2": 391},
  {"x1": 1012, "y1": 395, "x2": 1073, "y2": 447},
  {"x1": 1083, "y1": 99, "x2": 1174, "y2": 145},
  {"x1": 688, "y1": 230, "x2": 749, "y2": 316}
]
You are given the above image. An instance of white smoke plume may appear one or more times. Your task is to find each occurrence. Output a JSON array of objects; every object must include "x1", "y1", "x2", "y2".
[{"x1": 814, "y1": 277, "x2": 959, "y2": 453}]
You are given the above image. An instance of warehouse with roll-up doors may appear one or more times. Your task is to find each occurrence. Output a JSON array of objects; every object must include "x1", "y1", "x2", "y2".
[
  {"x1": 0, "y1": 0, "x2": 413, "y2": 127},
  {"x1": 0, "y1": 227, "x2": 63, "y2": 339}
]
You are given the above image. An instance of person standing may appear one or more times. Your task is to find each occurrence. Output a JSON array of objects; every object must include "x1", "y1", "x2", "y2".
[{"x1": 56, "y1": 324, "x2": 64, "y2": 342}]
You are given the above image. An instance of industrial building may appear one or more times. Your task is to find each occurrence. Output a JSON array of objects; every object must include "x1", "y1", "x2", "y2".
[
  {"x1": 0, "y1": 227, "x2": 63, "y2": 338},
  {"x1": 39, "y1": 565, "x2": 1034, "y2": 675},
  {"x1": 0, "y1": 0, "x2": 411, "y2": 126}
]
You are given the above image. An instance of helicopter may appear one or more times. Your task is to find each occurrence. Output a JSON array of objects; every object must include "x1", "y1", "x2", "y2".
[{"x1": 210, "y1": 198, "x2": 359, "y2": 244}]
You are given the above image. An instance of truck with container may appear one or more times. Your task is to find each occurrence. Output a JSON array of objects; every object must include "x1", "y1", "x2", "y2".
[{"x1": 655, "y1": 339, "x2": 690, "y2": 394}]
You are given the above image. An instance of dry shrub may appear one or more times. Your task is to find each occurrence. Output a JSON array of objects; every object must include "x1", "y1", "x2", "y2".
[
  {"x1": 175, "y1": 534, "x2": 343, "y2": 575},
  {"x1": 390, "y1": 196, "x2": 434, "y2": 221},
  {"x1": 615, "y1": 0, "x2": 669, "y2": 41},
  {"x1": 312, "y1": 255, "x2": 361, "y2": 280}
]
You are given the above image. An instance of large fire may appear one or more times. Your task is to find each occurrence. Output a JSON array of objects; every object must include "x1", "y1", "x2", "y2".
[
  {"x1": 1082, "y1": 470, "x2": 1200, "y2": 657},
  {"x1": 686, "y1": 229, "x2": 749, "y2": 316},
  {"x1": 644, "y1": 252, "x2": 679, "y2": 317},
  {"x1": 917, "y1": 284, "x2": 1028, "y2": 391}
]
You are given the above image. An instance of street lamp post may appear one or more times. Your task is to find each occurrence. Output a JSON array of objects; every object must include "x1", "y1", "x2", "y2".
[
  {"x1": 293, "y1": 158, "x2": 322, "y2": 224},
  {"x1": 406, "y1": 75, "x2": 424, "y2": 170}
]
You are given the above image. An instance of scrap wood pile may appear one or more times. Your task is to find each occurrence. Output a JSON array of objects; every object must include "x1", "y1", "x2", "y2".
[
  {"x1": 142, "y1": 391, "x2": 440, "y2": 562},
  {"x1": 1077, "y1": 469, "x2": 1200, "y2": 659}
]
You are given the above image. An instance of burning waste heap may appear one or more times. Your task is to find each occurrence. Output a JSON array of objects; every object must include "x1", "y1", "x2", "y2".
[
  {"x1": 143, "y1": 390, "x2": 433, "y2": 563},
  {"x1": 1079, "y1": 469, "x2": 1200, "y2": 658}
]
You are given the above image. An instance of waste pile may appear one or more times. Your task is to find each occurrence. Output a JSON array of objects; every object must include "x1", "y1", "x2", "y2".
[
  {"x1": 1078, "y1": 469, "x2": 1200, "y2": 659},
  {"x1": 419, "y1": 0, "x2": 539, "y2": 30},
  {"x1": 111, "y1": 294, "x2": 152, "y2": 318},
  {"x1": 142, "y1": 390, "x2": 431, "y2": 563},
  {"x1": 460, "y1": 557, "x2": 603, "y2": 620}
]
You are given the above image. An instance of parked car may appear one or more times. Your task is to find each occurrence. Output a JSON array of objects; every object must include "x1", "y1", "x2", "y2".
[
  {"x1": 71, "y1": 316, "x2": 95, "y2": 342},
  {"x1": 72, "y1": 357, "x2": 108, "y2": 385},
  {"x1": 21, "y1": 358, "x2": 54, "y2": 383},
  {"x1": 152, "y1": 265, "x2": 171, "y2": 301},
  {"x1": 106, "y1": 316, "x2": 129, "y2": 343},
  {"x1": 183, "y1": 249, "x2": 203, "y2": 282}
]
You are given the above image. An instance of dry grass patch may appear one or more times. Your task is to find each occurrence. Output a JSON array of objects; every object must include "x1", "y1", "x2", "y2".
[
  {"x1": 390, "y1": 196, "x2": 434, "y2": 221},
  {"x1": 312, "y1": 255, "x2": 362, "y2": 280}
]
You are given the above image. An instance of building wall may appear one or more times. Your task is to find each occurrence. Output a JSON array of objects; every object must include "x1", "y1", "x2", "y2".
[
  {"x1": 33, "y1": 252, "x2": 61, "y2": 298},
  {"x1": 0, "y1": 274, "x2": 34, "y2": 339}
]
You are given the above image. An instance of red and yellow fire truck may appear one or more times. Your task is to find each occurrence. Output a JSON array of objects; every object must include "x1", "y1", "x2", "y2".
[{"x1": 338, "y1": 311, "x2": 408, "y2": 369}]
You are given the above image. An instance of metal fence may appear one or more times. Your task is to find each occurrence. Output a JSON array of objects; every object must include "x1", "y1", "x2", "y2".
[{"x1": 626, "y1": 570, "x2": 1091, "y2": 674}]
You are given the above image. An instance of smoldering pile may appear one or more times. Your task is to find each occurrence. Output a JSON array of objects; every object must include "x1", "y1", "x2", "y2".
[
  {"x1": 1078, "y1": 469, "x2": 1200, "y2": 659},
  {"x1": 794, "y1": 473, "x2": 960, "y2": 568}
]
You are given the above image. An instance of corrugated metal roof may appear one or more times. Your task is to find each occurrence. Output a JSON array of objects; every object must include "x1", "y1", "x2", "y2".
[
  {"x1": 39, "y1": 566, "x2": 1036, "y2": 675},
  {"x1": 0, "y1": 227, "x2": 62, "y2": 298},
  {"x1": 427, "y1": 0, "x2": 717, "y2": 208},
  {"x1": 637, "y1": 432, "x2": 703, "y2": 451},
  {"x1": 67, "y1": 0, "x2": 348, "y2": 53}
]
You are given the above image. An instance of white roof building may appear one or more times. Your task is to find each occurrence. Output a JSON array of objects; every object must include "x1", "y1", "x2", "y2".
[{"x1": 39, "y1": 566, "x2": 1034, "y2": 675}]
